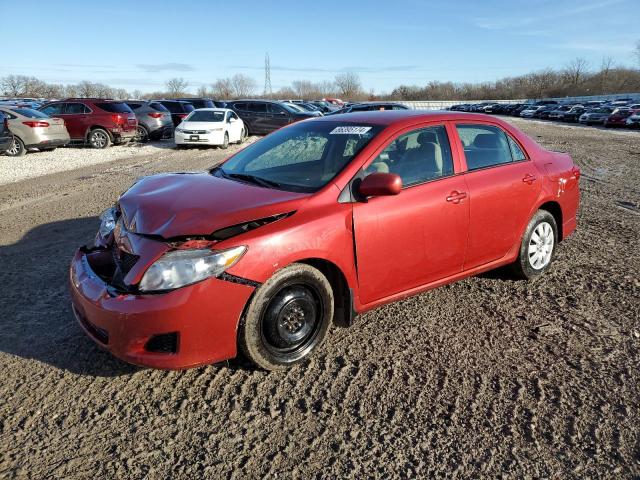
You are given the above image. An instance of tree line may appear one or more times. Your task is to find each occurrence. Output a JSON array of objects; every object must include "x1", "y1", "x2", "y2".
[{"x1": 2, "y1": 50, "x2": 640, "y2": 102}]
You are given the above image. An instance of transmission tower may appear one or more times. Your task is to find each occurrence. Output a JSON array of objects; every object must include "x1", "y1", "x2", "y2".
[{"x1": 264, "y1": 53, "x2": 272, "y2": 97}]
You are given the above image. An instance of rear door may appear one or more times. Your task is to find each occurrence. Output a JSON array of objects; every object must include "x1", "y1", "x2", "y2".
[
  {"x1": 353, "y1": 123, "x2": 469, "y2": 304},
  {"x1": 247, "y1": 102, "x2": 268, "y2": 133},
  {"x1": 454, "y1": 123, "x2": 542, "y2": 270},
  {"x1": 60, "y1": 102, "x2": 90, "y2": 139}
]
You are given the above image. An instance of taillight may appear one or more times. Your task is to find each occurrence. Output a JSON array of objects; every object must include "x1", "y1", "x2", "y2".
[
  {"x1": 22, "y1": 121, "x2": 50, "y2": 128},
  {"x1": 148, "y1": 112, "x2": 163, "y2": 118},
  {"x1": 111, "y1": 114, "x2": 125, "y2": 125}
]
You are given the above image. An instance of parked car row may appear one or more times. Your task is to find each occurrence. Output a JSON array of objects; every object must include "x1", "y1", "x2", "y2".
[{"x1": 450, "y1": 98, "x2": 640, "y2": 129}]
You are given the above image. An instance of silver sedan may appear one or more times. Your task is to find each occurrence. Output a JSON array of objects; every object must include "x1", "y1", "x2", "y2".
[{"x1": 0, "y1": 106, "x2": 70, "y2": 156}]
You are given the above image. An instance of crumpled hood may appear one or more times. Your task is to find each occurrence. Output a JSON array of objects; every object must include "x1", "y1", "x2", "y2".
[{"x1": 118, "y1": 173, "x2": 308, "y2": 238}]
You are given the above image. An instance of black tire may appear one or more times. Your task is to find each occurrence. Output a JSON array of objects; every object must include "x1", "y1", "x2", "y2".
[
  {"x1": 6, "y1": 137, "x2": 26, "y2": 157},
  {"x1": 239, "y1": 263, "x2": 334, "y2": 371},
  {"x1": 220, "y1": 132, "x2": 229, "y2": 149},
  {"x1": 238, "y1": 126, "x2": 247, "y2": 144},
  {"x1": 511, "y1": 210, "x2": 558, "y2": 280},
  {"x1": 135, "y1": 125, "x2": 149, "y2": 143},
  {"x1": 88, "y1": 128, "x2": 111, "y2": 149}
]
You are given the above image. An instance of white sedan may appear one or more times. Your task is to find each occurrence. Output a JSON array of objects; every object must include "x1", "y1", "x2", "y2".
[{"x1": 174, "y1": 108, "x2": 246, "y2": 148}]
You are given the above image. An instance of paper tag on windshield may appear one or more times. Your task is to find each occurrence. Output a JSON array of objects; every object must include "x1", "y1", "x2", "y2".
[{"x1": 330, "y1": 126, "x2": 372, "y2": 135}]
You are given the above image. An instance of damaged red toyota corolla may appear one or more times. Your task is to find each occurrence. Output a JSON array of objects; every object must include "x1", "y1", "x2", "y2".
[{"x1": 69, "y1": 111, "x2": 580, "y2": 370}]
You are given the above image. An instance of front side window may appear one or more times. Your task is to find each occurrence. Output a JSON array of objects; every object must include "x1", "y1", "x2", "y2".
[
  {"x1": 456, "y1": 124, "x2": 513, "y2": 171},
  {"x1": 247, "y1": 103, "x2": 267, "y2": 113},
  {"x1": 40, "y1": 103, "x2": 63, "y2": 116},
  {"x1": 216, "y1": 122, "x2": 382, "y2": 193},
  {"x1": 365, "y1": 125, "x2": 454, "y2": 187}
]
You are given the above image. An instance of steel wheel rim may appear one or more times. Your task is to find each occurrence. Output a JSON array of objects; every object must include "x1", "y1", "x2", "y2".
[
  {"x1": 261, "y1": 284, "x2": 322, "y2": 356},
  {"x1": 7, "y1": 139, "x2": 19, "y2": 155},
  {"x1": 92, "y1": 131, "x2": 107, "y2": 148},
  {"x1": 528, "y1": 221, "x2": 554, "y2": 270}
]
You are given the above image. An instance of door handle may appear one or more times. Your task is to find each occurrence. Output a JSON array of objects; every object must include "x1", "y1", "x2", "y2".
[
  {"x1": 446, "y1": 191, "x2": 467, "y2": 204},
  {"x1": 522, "y1": 173, "x2": 537, "y2": 184}
]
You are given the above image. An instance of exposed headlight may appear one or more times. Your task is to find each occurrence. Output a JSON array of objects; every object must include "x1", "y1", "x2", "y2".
[
  {"x1": 139, "y1": 246, "x2": 247, "y2": 292},
  {"x1": 98, "y1": 207, "x2": 118, "y2": 238},
  {"x1": 175, "y1": 128, "x2": 184, "y2": 133}
]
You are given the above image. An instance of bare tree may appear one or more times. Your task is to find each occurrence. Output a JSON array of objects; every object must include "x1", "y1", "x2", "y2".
[
  {"x1": 211, "y1": 78, "x2": 234, "y2": 99},
  {"x1": 165, "y1": 77, "x2": 188, "y2": 97},
  {"x1": 230, "y1": 74, "x2": 256, "y2": 98},
  {"x1": 564, "y1": 57, "x2": 589, "y2": 87},
  {"x1": 132, "y1": 89, "x2": 143, "y2": 99},
  {"x1": 0, "y1": 75, "x2": 28, "y2": 96},
  {"x1": 634, "y1": 39, "x2": 640, "y2": 68},
  {"x1": 334, "y1": 72, "x2": 362, "y2": 99},
  {"x1": 196, "y1": 85, "x2": 209, "y2": 97}
]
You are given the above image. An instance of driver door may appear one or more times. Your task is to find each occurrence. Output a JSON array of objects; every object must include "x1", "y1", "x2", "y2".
[{"x1": 352, "y1": 124, "x2": 469, "y2": 305}]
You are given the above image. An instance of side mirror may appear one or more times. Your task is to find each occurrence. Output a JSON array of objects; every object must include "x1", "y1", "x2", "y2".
[
  {"x1": 229, "y1": 117, "x2": 236, "y2": 123},
  {"x1": 358, "y1": 172, "x2": 402, "y2": 198}
]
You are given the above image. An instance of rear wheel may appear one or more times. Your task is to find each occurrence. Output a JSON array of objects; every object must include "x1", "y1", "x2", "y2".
[
  {"x1": 512, "y1": 210, "x2": 558, "y2": 280},
  {"x1": 238, "y1": 127, "x2": 247, "y2": 143},
  {"x1": 239, "y1": 263, "x2": 334, "y2": 370},
  {"x1": 6, "y1": 137, "x2": 26, "y2": 157},
  {"x1": 220, "y1": 132, "x2": 229, "y2": 149},
  {"x1": 88, "y1": 128, "x2": 111, "y2": 149},
  {"x1": 135, "y1": 125, "x2": 149, "y2": 143}
]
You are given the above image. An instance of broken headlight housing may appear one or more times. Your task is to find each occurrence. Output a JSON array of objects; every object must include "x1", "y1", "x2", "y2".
[
  {"x1": 139, "y1": 246, "x2": 247, "y2": 292},
  {"x1": 98, "y1": 206, "x2": 118, "y2": 239}
]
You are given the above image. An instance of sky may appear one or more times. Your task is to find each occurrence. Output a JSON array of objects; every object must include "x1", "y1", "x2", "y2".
[{"x1": 1, "y1": 0, "x2": 638, "y2": 94}]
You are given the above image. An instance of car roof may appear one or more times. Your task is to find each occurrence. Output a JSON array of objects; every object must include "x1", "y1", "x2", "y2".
[{"x1": 313, "y1": 110, "x2": 508, "y2": 126}]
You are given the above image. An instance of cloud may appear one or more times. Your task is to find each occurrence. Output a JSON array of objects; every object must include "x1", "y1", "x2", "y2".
[
  {"x1": 474, "y1": 0, "x2": 626, "y2": 30},
  {"x1": 549, "y1": 41, "x2": 634, "y2": 54},
  {"x1": 136, "y1": 63, "x2": 194, "y2": 73}
]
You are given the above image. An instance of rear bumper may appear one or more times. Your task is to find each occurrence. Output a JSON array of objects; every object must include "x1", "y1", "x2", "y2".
[
  {"x1": 27, "y1": 137, "x2": 70, "y2": 149},
  {"x1": 69, "y1": 249, "x2": 255, "y2": 369}
]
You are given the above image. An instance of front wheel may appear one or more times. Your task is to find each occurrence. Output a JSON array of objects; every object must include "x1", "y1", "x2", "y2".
[
  {"x1": 238, "y1": 127, "x2": 247, "y2": 143},
  {"x1": 88, "y1": 128, "x2": 111, "y2": 149},
  {"x1": 511, "y1": 210, "x2": 558, "y2": 280},
  {"x1": 220, "y1": 132, "x2": 229, "y2": 149},
  {"x1": 239, "y1": 263, "x2": 334, "y2": 370},
  {"x1": 6, "y1": 137, "x2": 26, "y2": 157}
]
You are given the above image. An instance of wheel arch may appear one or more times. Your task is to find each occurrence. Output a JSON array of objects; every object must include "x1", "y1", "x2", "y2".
[
  {"x1": 296, "y1": 258, "x2": 355, "y2": 327},
  {"x1": 85, "y1": 125, "x2": 113, "y2": 141},
  {"x1": 537, "y1": 200, "x2": 563, "y2": 241}
]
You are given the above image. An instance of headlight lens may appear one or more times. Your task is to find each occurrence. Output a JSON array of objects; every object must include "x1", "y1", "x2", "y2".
[
  {"x1": 139, "y1": 246, "x2": 247, "y2": 292},
  {"x1": 98, "y1": 207, "x2": 118, "y2": 238}
]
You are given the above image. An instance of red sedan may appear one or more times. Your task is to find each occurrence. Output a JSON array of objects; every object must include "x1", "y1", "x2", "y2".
[{"x1": 69, "y1": 111, "x2": 580, "y2": 370}]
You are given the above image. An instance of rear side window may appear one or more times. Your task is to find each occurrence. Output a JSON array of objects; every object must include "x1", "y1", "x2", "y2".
[
  {"x1": 64, "y1": 103, "x2": 90, "y2": 114},
  {"x1": 182, "y1": 103, "x2": 195, "y2": 113},
  {"x1": 507, "y1": 135, "x2": 526, "y2": 161},
  {"x1": 233, "y1": 103, "x2": 247, "y2": 111},
  {"x1": 456, "y1": 124, "x2": 513, "y2": 171},
  {"x1": 247, "y1": 103, "x2": 267, "y2": 113},
  {"x1": 95, "y1": 102, "x2": 133, "y2": 113},
  {"x1": 366, "y1": 125, "x2": 454, "y2": 187},
  {"x1": 126, "y1": 102, "x2": 142, "y2": 110}
]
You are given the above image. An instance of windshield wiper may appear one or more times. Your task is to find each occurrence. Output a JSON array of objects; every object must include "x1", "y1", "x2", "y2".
[{"x1": 224, "y1": 172, "x2": 283, "y2": 189}]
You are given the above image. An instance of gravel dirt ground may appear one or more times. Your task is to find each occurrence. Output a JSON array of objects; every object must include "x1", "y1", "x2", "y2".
[{"x1": 0, "y1": 120, "x2": 639, "y2": 479}]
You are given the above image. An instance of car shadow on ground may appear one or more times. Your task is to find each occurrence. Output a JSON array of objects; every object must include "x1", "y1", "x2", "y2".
[{"x1": 0, "y1": 217, "x2": 142, "y2": 377}]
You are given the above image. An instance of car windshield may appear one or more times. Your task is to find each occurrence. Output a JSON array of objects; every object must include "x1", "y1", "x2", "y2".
[
  {"x1": 10, "y1": 108, "x2": 49, "y2": 119},
  {"x1": 186, "y1": 111, "x2": 225, "y2": 122},
  {"x1": 214, "y1": 122, "x2": 383, "y2": 193}
]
